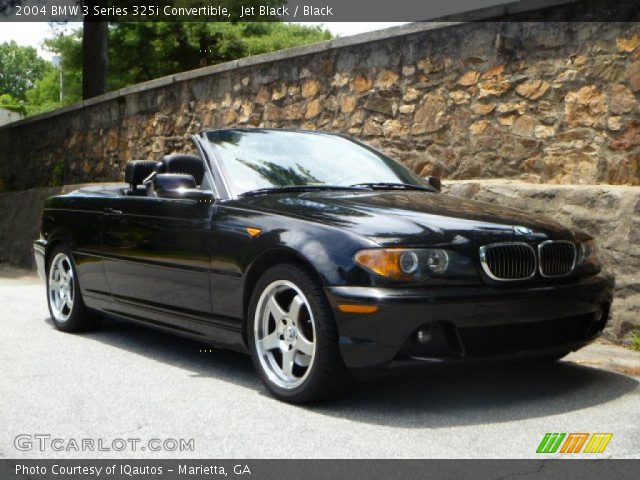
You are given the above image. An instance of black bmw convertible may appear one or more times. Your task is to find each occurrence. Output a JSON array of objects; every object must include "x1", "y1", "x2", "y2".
[{"x1": 34, "y1": 128, "x2": 614, "y2": 403}]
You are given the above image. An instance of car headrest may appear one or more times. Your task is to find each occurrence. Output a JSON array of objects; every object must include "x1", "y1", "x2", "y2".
[
  {"x1": 125, "y1": 160, "x2": 162, "y2": 187},
  {"x1": 160, "y1": 154, "x2": 205, "y2": 185}
]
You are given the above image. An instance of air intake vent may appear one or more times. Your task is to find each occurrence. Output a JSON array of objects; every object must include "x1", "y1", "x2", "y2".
[
  {"x1": 479, "y1": 243, "x2": 536, "y2": 281},
  {"x1": 539, "y1": 240, "x2": 576, "y2": 277}
]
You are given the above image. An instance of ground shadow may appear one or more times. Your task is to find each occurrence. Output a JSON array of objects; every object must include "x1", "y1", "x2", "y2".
[
  {"x1": 45, "y1": 316, "x2": 638, "y2": 429},
  {"x1": 311, "y1": 361, "x2": 638, "y2": 428}
]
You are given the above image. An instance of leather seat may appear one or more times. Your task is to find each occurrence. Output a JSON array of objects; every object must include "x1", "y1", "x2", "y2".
[
  {"x1": 124, "y1": 160, "x2": 162, "y2": 194},
  {"x1": 159, "y1": 154, "x2": 205, "y2": 186}
]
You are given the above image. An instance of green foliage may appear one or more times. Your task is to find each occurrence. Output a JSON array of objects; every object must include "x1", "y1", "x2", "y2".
[
  {"x1": 51, "y1": 160, "x2": 66, "y2": 187},
  {"x1": 0, "y1": 93, "x2": 26, "y2": 115},
  {"x1": 108, "y1": 22, "x2": 332, "y2": 89},
  {"x1": 23, "y1": 31, "x2": 83, "y2": 116},
  {"x1": 0, "y1": 41, "x2": 52, "y2": 100},
  {"x1": 242, "y1": 23, "x2": 332, "y2": 55},
  {"x1": 24, "y1": 22, "x2": 332, "y2": 116},
  {"x1": 25, "y1": 70, "x2": 63, "y2": 116},
  {"x1": 43, "y1": 31, "x2": 83, "y2": 105},
  {"x1": 631, "y1": 331, "x2": 640, "y2": 352}
]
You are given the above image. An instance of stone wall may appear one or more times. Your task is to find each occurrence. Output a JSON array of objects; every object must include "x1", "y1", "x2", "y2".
[
  {"x1": 445, "y1": 180, "x2": 640, "y2": 340},
  {"x1": 1, "y1": 20, "x2": 640, "y2": 192},
  {"x1": 0, "y1": 108, "x2": 23, "y2": 127},
  {"x1": 0, "y1": 184, "x2": 87, "y2": 268}
]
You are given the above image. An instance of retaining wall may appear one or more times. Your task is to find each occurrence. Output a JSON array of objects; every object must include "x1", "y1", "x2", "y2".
[{"x1": 1, "y1": 20, "x2": 640, "y2": 192}]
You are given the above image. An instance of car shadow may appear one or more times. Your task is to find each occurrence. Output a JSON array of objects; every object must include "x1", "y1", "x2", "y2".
[
  {"x1": 311, "y1": 362, "x2": 638, "y2": 428},
  {"x1": 47, "y1": 316, "x2": 639, "y2": 429}
]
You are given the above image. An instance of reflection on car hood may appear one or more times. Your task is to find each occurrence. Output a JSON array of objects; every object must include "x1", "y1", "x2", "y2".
[{"x1": 237, "y1": 190, "x2": 573, "y2": 246}]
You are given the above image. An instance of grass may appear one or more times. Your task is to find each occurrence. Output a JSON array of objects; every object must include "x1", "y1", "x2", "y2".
[{"x1": 631, "y1": 331, "x2": 640, "y2": 352}]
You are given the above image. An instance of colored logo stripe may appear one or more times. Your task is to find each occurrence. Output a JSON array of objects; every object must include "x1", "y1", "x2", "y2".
[
  {"x1": 537, "y1": 433, "x2": 613, "y2": 454},
  {"x1": 560, "y1": 433, "x2": 589, "y2": 453},
  {"x1": 583, "y1": 433, "x2": 613, "y2": 453},
  {"x1": 537, "y1": 433, "x2": 565, "y2": 453}
]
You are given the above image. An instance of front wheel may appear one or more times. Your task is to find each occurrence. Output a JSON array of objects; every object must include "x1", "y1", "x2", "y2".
[
  {"x1": 47, "y1": 245, "x2": 100, "y2": 332},
  {"x1": 248, "y1": 264, "x2": 350, "y2": 403}
]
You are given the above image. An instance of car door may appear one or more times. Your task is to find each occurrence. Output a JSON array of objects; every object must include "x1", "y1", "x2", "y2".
[{"x1": 101, "y1": 194, "x2": 215, "y2": 331}]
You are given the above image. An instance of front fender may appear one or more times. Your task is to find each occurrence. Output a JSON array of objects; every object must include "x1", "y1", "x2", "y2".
[{"x1": 242, "y1": 220, "x2": 376, "y2": 286}]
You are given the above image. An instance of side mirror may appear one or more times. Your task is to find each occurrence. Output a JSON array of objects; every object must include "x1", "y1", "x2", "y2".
[
  {"x1": 177, "y1": 189, "x2": 215, "y2": 202},
  {"x1": 425, "y1": 176, "x2": 442, "y2": 192},
  {"x1": 145, "y1": 173, "x2": 214, "y2": 202}
]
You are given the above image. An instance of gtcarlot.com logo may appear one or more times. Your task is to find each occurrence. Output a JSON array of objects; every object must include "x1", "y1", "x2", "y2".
[
  {"x1": 536, "y1": 433, "x2": 613, "y2": 454},
  {"x1": 15, "y1": 434, "x2": 195, "y2": 452}
]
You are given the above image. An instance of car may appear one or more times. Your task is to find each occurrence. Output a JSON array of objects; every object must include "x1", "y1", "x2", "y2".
[{"x1": 34, "y1": 128, "x2": 614, "y2": 403}]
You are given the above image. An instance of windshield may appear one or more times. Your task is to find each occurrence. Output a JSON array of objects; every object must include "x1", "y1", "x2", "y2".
[{"x1": 205, "y1": 129, "x2": 429, "y2": 196}]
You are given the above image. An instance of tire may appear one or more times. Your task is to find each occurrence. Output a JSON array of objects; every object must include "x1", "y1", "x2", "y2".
[
  {"x1": 247, "y1": 263, "x2": 351, "y2": 403},
  {"x1": 46, "y1": 245, "x2": 100, "y2": 332}
]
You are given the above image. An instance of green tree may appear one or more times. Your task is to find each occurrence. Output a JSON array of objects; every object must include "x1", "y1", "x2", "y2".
[
  {"x1": 44, "y1": 31, "x2": 84, "y2": 105},
  {"x1": 107, "y1": 22, "x2": 332, "y2": 89},
  {"x1": 0, "y1": 41, "x2": 52, "y2": 100},
  {"x1": 25, "y1": 70, "x2": 62, "y2": 116},
  {"x1": 25, "y1": 22, "x2": 332, "y2": 115},
  {"x1": 0, "y1": 93, "x2": 26, "y2": 115}
]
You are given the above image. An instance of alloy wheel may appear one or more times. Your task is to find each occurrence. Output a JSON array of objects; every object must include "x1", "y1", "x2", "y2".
[
  {"x1": 254, "y1": 280, "x2": 317, "y2": 389},
  {"x1": 48, "y1": 252, "x2": 75, "y2": 322}
]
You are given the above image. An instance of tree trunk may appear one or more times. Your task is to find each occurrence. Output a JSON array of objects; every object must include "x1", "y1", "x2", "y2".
[{"x1": 82, "y1": 19, "x2": 108, "y2": 99}]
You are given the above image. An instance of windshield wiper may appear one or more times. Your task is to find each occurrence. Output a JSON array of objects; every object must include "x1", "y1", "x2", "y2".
[
  {"x1": 240, "y1": 185, "x2": 364, "y2": 197},
  {"x1": 349, "y1": 182, "x2": 434, "y2": 192}
]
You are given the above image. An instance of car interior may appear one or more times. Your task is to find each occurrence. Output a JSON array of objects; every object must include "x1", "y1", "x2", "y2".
[{"x1": 123, "y1": 154, "x2": 208, "y2": 198}]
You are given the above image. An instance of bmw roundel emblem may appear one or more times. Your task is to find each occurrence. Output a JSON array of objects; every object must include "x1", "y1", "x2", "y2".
[{"x1": 514, "y1": 225, "x2": 534, "y2": 236}]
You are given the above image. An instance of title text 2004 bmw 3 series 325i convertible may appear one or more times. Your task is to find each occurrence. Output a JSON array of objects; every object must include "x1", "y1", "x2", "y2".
[{"x1": 34, "y1": 129, "x2": 614, "y2": 403}]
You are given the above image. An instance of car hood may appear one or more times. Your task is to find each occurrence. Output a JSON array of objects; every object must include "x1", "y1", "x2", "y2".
[{"x1": 237, "y1": 190, "x2": 574, "y2": 247}]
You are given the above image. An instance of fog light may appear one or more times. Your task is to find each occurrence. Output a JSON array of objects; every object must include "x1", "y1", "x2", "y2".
[{"x1": 416, "y1": 327, "x2": 433, "y2": 344}]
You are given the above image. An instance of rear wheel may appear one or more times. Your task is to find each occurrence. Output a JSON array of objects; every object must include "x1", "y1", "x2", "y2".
[
  {"x1": 47, "y1": 245, "x2": 100, "y2": 332},
  {"x1": 248, "y1": 264, "x2": 350, "y2": 403}
]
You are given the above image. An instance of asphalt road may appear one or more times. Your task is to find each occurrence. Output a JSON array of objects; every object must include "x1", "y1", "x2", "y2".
[{"x1": 1, "y1": 271, "x2": 639, "y2": 459}]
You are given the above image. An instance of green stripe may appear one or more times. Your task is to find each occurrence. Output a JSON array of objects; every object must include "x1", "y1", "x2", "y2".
[
  {"x1": 537, "y1": 433, "x2": 552, "y2": 453},
  {"x1": 537, "y1": 433, "x2": 566, "y2": 453},
  {"x1": 542, "y1": 434, "x2": 558, "y2": 453},
  {"x1": 547, "y1": 433, "x2": 566, "y2": 453}
]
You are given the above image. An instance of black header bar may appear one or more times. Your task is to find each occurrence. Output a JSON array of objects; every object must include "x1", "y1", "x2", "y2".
[
  {"x1": 2, "y1": 459, "x2": 640, "y2": 480},
  {"x1": 0, "y1": 0, "x2": 638, "y2": 22}
]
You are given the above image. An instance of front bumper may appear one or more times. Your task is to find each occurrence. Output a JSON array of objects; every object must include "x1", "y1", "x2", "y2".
[{"x1": 325, "y1": 273, "x2": 614, "y2": 374}]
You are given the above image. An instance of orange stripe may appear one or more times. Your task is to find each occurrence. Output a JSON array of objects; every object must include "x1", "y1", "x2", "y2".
[
  {"x1": 573, "y1": 434, "x2": 589, "y2": 453},
  {"x1": 561, "y1": 433, "x2": 588, "y2": 453}
]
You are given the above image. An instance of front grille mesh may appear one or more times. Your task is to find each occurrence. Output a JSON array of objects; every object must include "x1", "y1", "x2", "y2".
[
  {"x1": 480, "y1": 243, "x2": 536, "y2": 280},
  {"x1": 539, "y1": 241, "x2": 576, "y2": 277}
]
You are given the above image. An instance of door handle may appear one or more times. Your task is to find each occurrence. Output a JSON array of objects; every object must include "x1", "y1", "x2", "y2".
[{"x1": 104, "y1": 207, "x2": 123, "y2": 215}]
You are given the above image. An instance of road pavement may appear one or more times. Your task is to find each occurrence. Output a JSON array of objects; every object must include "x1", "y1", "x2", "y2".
[{"x1": 1, "y1": 270, "x2": 639, "y2": 459}]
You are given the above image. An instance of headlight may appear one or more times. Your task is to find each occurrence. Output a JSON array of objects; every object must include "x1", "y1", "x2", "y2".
[
  {"x1": 354, "y1": 248, "x2": 476, "y2": 282},
  {"x1": 577, "y1": 239, "x2": 601, "y2": 267}
]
